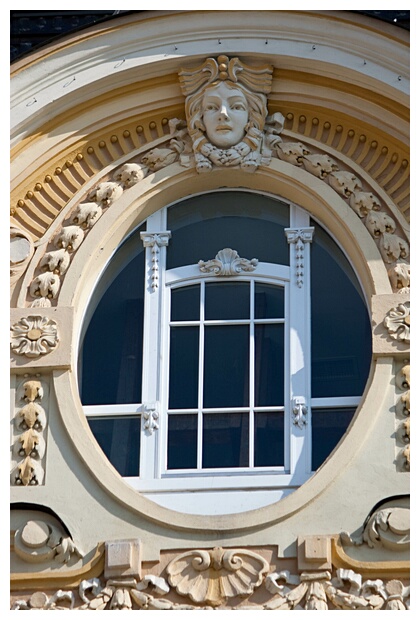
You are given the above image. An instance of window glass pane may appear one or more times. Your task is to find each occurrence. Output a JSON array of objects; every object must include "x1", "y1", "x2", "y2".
[
  {"x1": 311, "y1": 407, "x2": 356, "y2": 470},
  {"x1": 80, "y1": 227, "x2": 145, "y2": 405},
  {"x1": 311, "y1": 222, "x2": 371, "y2": 398},
  {"x1": 88, "y1": 416, "x2": 140, "y2": 476},
  {"x1": 171, "y1": 285, "x2": 200, "y2": 322},
  {"x1": 203, "y1": 413, "x2": 249, "y2": 468},
  {"x1": 167, "y1": 414, "x2": 198, "y2": 469},
  {"x1": 169, "y1": 327, "x2": 199, "y2": 409},
  {"x1": 204, "y1": 326, "x2": 249, "y2": 408},
  {"x1": 205, "y1": 282, "x2": 250, "y2": 320},
  {"x1": 255, "y1": 324, "x2": 284, "y2": 406},
  {"x1": 255, "y1": 283, "x2": 284, "y2": 319},
  {"x1": 167, "y1": 191, "x2": 289, "y2": 268},
  {"x1": 254, "y1": 412, "x2": 284, "y2": 467}
]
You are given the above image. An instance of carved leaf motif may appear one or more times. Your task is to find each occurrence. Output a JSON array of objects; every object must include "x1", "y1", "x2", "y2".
[
  {"x1": 141, "y1": 148, "x2": 178, "y2": 171},
  {"x1": 29, "y1": 272, "x2": 60, "y2": 299},
  {"x1": 349, "y1": 191, "x2": 381, "y2": 216},
  {"x1": 39, "y1": 249, "x2": 71, "y2": 276},
  {"x1": 379, "y1": 233, "x2": 409, "y2": 263},
  {"x1": 166, "y1": 547, "x2": 269, "y2": 606},
  {"x1": 388, "y1": 261, "x2": 410, "y2": 294},
  {"x1": 17, "y1": 402, "x2": 46, "y2": 431},
  {"x1": 198, "y1": 248, "x2": 258, "y2": 276},
  {"x1": 328, "y1": 171, "x2": 362, "y2": 196},
  {"x1": 113, "y1": 162, "x2": 148, "y2": 187},
  {"x1": 71, "y1": 202, "x2": 103, "y2": 229},
  {"x1": 302, "y1": 154, "x2": 339, "y2": 178},
  {"x1": 18, "y1": 428, "x2": 41, "y2": 457},
  {"x1": 275, "y1": 142, "x2": 309, "y2": 165},
  {"x1": 365, "y1": 211, "x2": 396, "y2": 237},
  {"x1": 54, "y1": 226, "x2": 84, "y2": 252},
  {"x1": 87, "y1": 181, "x2": 123, "y2": 206}
]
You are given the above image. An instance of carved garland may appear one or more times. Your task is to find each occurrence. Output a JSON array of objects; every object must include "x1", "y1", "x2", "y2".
[
  {"x1": 11, "y1": 566, "x2": 410, "y2": 610},
  {"x1": 22, "y1": 57, "x2": 409, "y2": 308},
  {"x1": 11, "y1": 378, "x2": 48, "y2": 486}
]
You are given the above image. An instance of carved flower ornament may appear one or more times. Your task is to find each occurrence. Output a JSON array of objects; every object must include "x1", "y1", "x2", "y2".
[
  {"x1": 11, "y1": 315, "x2": 59, "y2": 358},
  {"x1": 383, "y1": 302, "x2": 410, "y2": 343}
]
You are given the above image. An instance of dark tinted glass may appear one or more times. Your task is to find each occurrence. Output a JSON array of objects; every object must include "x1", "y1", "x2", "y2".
[
  {"x1": 311, "y1": 222, "x2": 371, "y2": 398},
  {"x1": 255, "y1": 283, "x2": 284, "y2": 319},
  {"x1": 171, "y1": 285, "x2": 200, "y2": 322},
  {"x1": 167, "y1": 414, "x2": 198, "y2": 469},
  {"x1": 255, "y1": 324, "x2": 284, "y2": 406},
  {"x1": 204, "y1": 326, "x2": 249, "y2": 408},
  {"x1": 254, "y1": 412, "x2": 284, "y2": 466},
  {"x1": 80, "y1": 227, "x2": 145, "y2": 405},
  {"x1": 203, "y1": 413, "x2": 249, "y2": 468},
  {"x1": 88, "y1": 416, "x2": 140, "y2": 476},
  {"x1": 311, "y1": 407, "x2": 355, "y2": 470},
  {"x1": 167, "y1": 192, "x2": 289, "y2": 268},
  {"x1": 205, "y1": 282, "x2": 250, "y2": 320},
  {"x1": 169, "y1": 327, "x2": 199, "y2": 409}
]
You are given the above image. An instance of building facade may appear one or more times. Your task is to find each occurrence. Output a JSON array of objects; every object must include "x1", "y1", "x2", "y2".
[{"x1": 10, "y1": 10, "x2": 410, "y2": 610}]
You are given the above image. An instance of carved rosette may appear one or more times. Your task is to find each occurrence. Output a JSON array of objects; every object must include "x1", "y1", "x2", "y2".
[
  {"x1": 11, "y1": 378, "x2": 48, "y2": 486},
  {"x1": 166, "y1": 547, "x2": 269, "y2": 606},
  {"x1": 383, "y1": 302, "x2": 410, "y2": 343},
  {"x1": 10, "y1": 315, "x2": 59, "y2": 358},
  {"x1": 198, "y1": 248, "x2": 258, "y2": 276}
]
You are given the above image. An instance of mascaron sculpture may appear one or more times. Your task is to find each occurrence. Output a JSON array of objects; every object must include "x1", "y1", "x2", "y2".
[{"x1": 179, "y1": 55, "x2": 284, "y2": 173}]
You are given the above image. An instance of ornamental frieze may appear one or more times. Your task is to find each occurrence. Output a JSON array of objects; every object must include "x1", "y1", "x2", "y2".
[{"x1": 16, "y1": 56, "x2": 408, "y2": 309}]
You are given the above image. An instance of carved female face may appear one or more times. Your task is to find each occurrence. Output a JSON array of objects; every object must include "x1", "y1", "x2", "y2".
[{"x1": 202, "y1": 82, "x2": 249, "y2": 148}]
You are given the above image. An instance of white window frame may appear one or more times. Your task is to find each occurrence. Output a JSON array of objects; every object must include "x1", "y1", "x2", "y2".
[{"x1": 81, "y1": 194, "x2": 363, "y2": 497}]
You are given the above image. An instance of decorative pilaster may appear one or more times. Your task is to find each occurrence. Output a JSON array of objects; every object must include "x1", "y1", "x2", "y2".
[
  {"x1": 285, "y1": 227, "x2": 314, "y2": 288},
  {"x1": 140, "y1": 232, "x2": 171, "y2": 291}
]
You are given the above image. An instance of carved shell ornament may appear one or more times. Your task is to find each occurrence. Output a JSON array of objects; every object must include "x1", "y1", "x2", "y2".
[
  {"x1": 166, "y1": 546, "x2": 269, "y2": 606},
  {"x1": 198, "y1": 248, "x2": 258, "y2": 276},
  {"x1": 11, "y1": 315, "x2": 59, "y2": 358}
]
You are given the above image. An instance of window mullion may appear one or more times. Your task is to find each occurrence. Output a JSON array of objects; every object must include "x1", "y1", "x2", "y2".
[
  {"x1": 139, "y1": 211, "x2": 171, "y2": 479},
  {"x1": 249, "y1": 279, "x2": 255, "y2": 468},
  {"x1": 286, "y1": 206, "x2": 314, "y2": 477},
  {"x1": 197, "y1": 281, "x2": 205, "y2": 469}
]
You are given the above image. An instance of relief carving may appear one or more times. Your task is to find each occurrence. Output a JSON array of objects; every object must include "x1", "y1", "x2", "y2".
[
  {"x1": 198, "y1": 248, "x2": 258, "y2": 276},
  {"x1": 14, "y1": 519, "x2": 83, "y2": 564},
  {"x1": 179, "y1": 55, "x2": 279, "y2": 173},
  {"x1": 302, "y1": 154, "x2": 339, "y2": 178},
  {"x1": 71, "y1": 202, "x2": 103, "y2": 229},
  {"x1": 22, "y1": 55, "x2": 408, "y2": 307},
  {"x1": 11, "y1": 378, "x2": 48, "y2": 486},
  {"x1": 10, "y1": 316, "x2": 59, "y2": 358},
  {"x1": 10, "y1": 226, "x2": 34, "y2": 286},
  {"x1": 166, "y1": 547, "x2": 269, "y2": 606},
  {"x1": 395, "y1": 361, "x2": 410, "y2": 471},
  {"x1": 388, "y1": 262, "x2": 410, "y2": 294},
  {"x1": 342, "y1": 508, "x2": 409, "y2": 551},
  {"x1": 383, "y1": 302, "x2": 410, "y2": 343}
]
